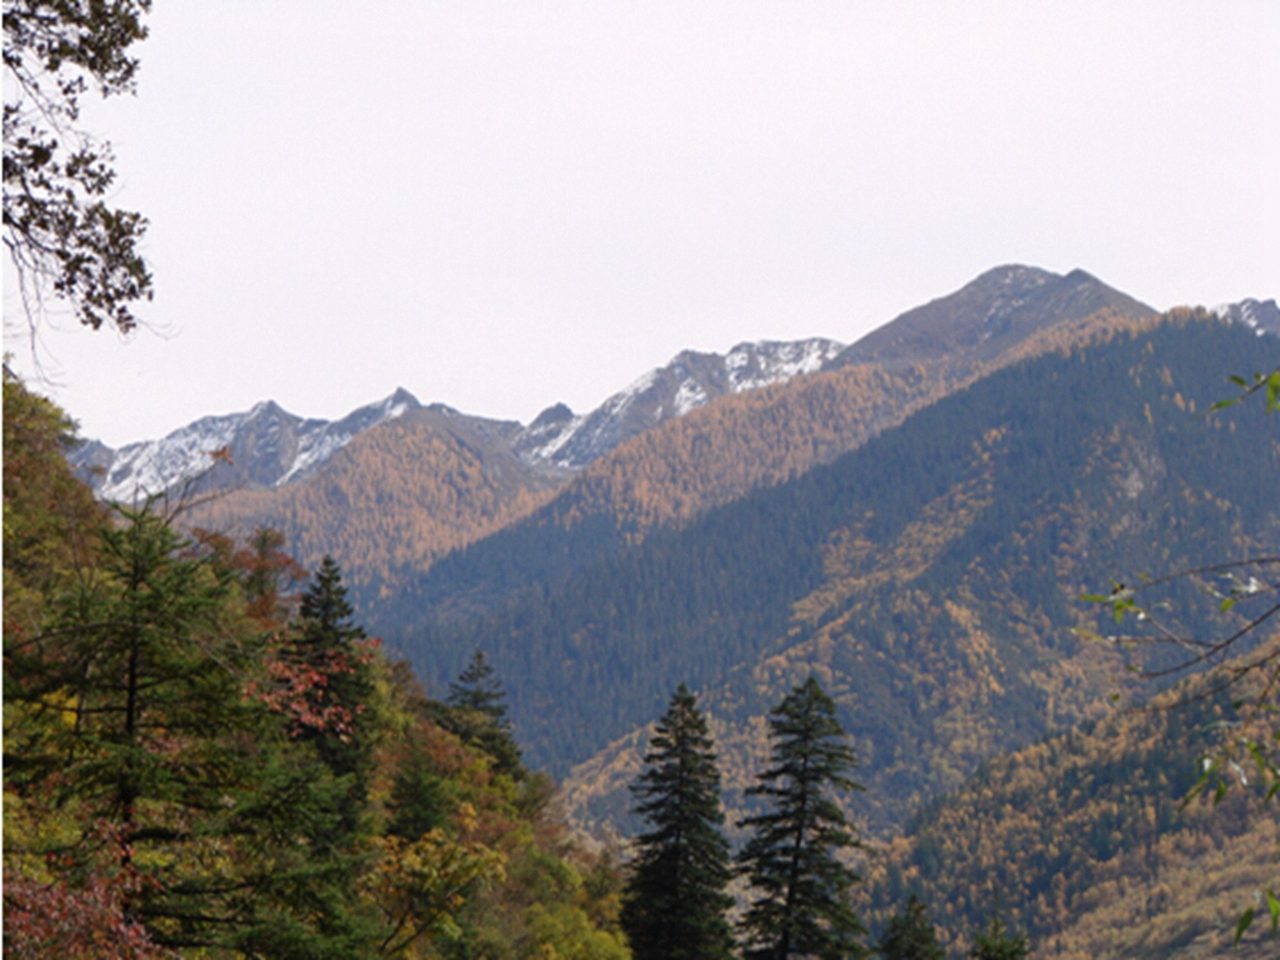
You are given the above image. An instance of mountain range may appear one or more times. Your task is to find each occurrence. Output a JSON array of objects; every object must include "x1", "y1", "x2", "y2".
[
  {"x1": 58, "y1": 267, "x2": 1280, "y2": 957},
  {"x1": 69, "y1": 337, "x2": 848, "y2": 501}
]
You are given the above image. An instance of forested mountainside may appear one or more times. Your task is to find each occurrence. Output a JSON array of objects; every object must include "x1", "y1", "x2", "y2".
[
  {"x1": 382, "y1": 278, "x2": 1157, "y2": 626},
  {"x1": 3, "y1": 371, "x2": 631, "y2": 958},
  {"x1": 384, "y1": 314, "x2": 1279, "y2": 824},
  {"x1": 856, "y1": 667, "x2": 1280, "y2": 959},
  {"x1": 185, "y1": 405, "x2": 564, "y2": 593},
  {"x1": 78, "y1": 267, "x2": 1159, "y2": 620}
]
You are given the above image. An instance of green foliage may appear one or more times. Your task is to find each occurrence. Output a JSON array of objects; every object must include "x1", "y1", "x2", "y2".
[
  {"x1": 876, "y1": 895, "x2": 945, "y2": 960},
  {"x1": 621, "y1": 684, "x2": 734, "y2": 960},
  {"x1": 4, "y1": 0, "x2": 154, "y2": 333},
  {"x1": 435, "y1": 650, "x2": 523, "y2": 778},
  {"x1": 737, "y1": 677, "x2": 867, "y2": 960},
  {"x1": 3, "y1": 373, "x2": 631, "y2": 959}
]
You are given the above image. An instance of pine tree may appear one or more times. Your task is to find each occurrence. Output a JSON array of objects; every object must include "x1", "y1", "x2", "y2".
[
  {"x1": 438, "y1": 650, "x2": 523, "y2": 776},
  {"x1": 620, "y1": 684, "x2": 734, "y2": 960},
  {"x1": 737, "y1": 676, "x2": 868, "y2": 960},
  {"x1": 878, "y1": 895, "x2": 945, "y2": 960},
  {"x1": 448, "y1": 650, "x2": 509, "y2": 721}
]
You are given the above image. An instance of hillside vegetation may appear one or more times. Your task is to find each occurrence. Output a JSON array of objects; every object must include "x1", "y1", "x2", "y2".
[
  {"x1": 3, "y1": 372, "x2": 626, "y2": 959},
  {"x1": 856, "y1": 667, "x2": 1280, "y2": 959},
  {"x1": 188, "y1": 407, "x2": 563, "y2": 600},
  {"x1": 384, "y1": 314, "x2": 1278, "y2": 821},
  {"x1": 385, "y1": 303, "x2": 1159, "y2": 630}
]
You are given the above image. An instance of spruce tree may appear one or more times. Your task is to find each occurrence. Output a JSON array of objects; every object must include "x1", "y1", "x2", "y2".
[
  {"x1": 878, "y1": 895, "x2": 945, "y2": 960},
  {"x1": 737, "y1": 676, "x2": 868, "y2": 960},
  {"x1": 620, "y1": 684, "x2": 734, "y2": 960},
  {"x1": 438, "y1": 650, "x2": 523, "y2": 776},
  {"x1": 292, "y1": 555, "x2": 376, "y2": 838}
]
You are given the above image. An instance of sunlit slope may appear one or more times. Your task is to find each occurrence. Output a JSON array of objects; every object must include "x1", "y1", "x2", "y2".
[
  {"x1": 397, "y1": 314, "x2": 1277, "y2": 799},
  {"x1": 856, "y1": 668, "x2": 1280, "y2": 960},
  {"x1": 383, "y1": 303, "x2": 1158, "y2": 630},
  {"x1": 188, "y1": 406, "x2": 564, "y2": 599}
]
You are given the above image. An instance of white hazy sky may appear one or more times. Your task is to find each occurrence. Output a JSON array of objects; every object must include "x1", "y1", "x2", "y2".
[{"x1": 5, "y1": 1, "x2": 1279, "y2": 447}]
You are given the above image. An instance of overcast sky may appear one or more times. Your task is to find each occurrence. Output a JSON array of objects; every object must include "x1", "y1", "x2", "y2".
[{"x1": 5, "y1": 1, "x2": 1279, "y2": 447}]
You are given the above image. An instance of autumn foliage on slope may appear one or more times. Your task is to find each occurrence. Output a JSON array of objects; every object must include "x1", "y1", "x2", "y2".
[{"x1": 2, "y1": 370, "x2": 626, "y2": 959}]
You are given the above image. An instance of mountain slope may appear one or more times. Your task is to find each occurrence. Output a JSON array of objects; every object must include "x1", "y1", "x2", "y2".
[
  {"x1": 73, "y1": 338, "x2": 847, "y2": 505},
  {"x1": 186, "y1": 405, "x2": 564, "y2": 595},
  {"x1": 386, "y1": 314, "x2": 1279, "y2": 815},
  {"x1": 515, "y1": 338, "x2": 845, "y2": 469},
  {"x1": 375, "y1": 273, "x2": 1160, "y2": 628},
  {"x1": 70, "y1": 388, "x2": 426, "y2": 501},
  {"x1": 856, "y1": 666, "x2": 1280, "y2": 959},
  {"x1": 829, "y1": 264, "x2": 1156, "y2": 370}
]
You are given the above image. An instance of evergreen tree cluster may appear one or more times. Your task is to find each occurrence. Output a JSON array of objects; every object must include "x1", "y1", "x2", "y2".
[{"x1": 619, "y1": 677, "x2": 1020, "y2": 959}]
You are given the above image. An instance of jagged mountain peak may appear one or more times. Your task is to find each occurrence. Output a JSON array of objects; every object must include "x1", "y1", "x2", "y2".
[
  {"x1": 1214, "y1": 297, "x2": 1280, "y2": 337},
  {"x1": 511, "y1": 337, "x2": 845, "y2": 469},
  {"x1": 71, "y1": 389, "x2": 422, "y2": 502}
]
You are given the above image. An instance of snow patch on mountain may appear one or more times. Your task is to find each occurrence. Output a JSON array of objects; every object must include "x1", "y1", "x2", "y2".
[
  {"x1": 724, "y1": 339, "x2": 845, "y2": 392},
  {"x1": 73, "y1": 389, "x2": 420, "y2": 502},
  {"x1": 512, "y1": 338, "x2": 845, "y2": 470},
  {"x1": 673, "y1": 379, "x2": 709, "y2": 416},
  {"x1": 1214, "y1": 298, "x2": 1280, "y2": 338}
]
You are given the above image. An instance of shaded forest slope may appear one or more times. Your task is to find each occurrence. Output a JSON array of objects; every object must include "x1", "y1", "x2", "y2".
[
  {"x1": 392, "y1": 315, "x2": 1279, "y2": 819},
  {"x1": 381, "y1": 271, "x2": 1157, "y2": 627}
]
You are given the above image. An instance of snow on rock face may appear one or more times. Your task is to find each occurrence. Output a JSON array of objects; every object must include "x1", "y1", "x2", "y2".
[
  {"x1": 1214, "y1": 298, "x2": 1280, "y2": 338},
  {"x1": 72, "y1": 389, "x2": 420, "y2": 502},
  {"x1": 70, "y1": 337, "x2": 852, "y2": 500},
  {"x1": 513, "y1": 338, "x2": 845, "y2": 470},
  {"x1": 723, "y1": 339, "x2": 845, "y2": 392}
]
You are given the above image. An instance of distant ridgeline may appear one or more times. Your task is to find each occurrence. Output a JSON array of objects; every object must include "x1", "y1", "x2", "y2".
[{"x1": 379, "y1": 313, "x2": 1279, "y2": 834}]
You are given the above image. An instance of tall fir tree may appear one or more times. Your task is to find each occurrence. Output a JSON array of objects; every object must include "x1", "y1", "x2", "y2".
[
  {"x1": 292, "y1": 555, "x2": 376, "y2": 839},
  {"x1": 620, "y1": 684, "x2": 734, "y2": 960},
  {"x1": 878, "y1": 895, "x2": 945, "y2": 960},
  {"x1": 438, "y1": 650, "x2": 523, "y2": 777},
  {"x1": 737, "y1": 676, "x2": 868, "y2": 960}
]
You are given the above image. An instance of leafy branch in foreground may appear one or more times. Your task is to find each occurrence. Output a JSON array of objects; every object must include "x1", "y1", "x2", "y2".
[
  {"x1": 1079, "y1": 364, "x2": 1280, "y2": 944},
  {"x1": 4, "y1": 0, "x2": 154, "y2": 339}
]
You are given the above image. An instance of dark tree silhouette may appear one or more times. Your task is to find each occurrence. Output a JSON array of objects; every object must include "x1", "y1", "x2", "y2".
[
  {"x1": 620, "y1": 683, "x2": 734, "y2": 960},
  {"x1": 877, "y1": 894, "x2": 945, "y2": 960},
  {"x1": 738, "y1": 676, "x2": 868, "y2": 960},
  {"x1": 4, "y1": 0, "x2": 154, "y2": 337}
]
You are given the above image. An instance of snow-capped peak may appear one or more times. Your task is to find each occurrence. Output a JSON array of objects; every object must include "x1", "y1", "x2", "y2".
[
  {"x1": 511, "y1": 337, "x2": 845, "y2": 470},
  {"x1": 72, "y1": 389, "x2": 421, "y2": 502},
  {"x1": 1213, "y1": 298, "x2": 1280, "y2": 338}
]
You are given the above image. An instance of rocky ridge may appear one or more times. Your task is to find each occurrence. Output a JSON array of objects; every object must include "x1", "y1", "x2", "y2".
[{"x1": 70, "y1": 339, "x2": 846, "y2": 502}]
